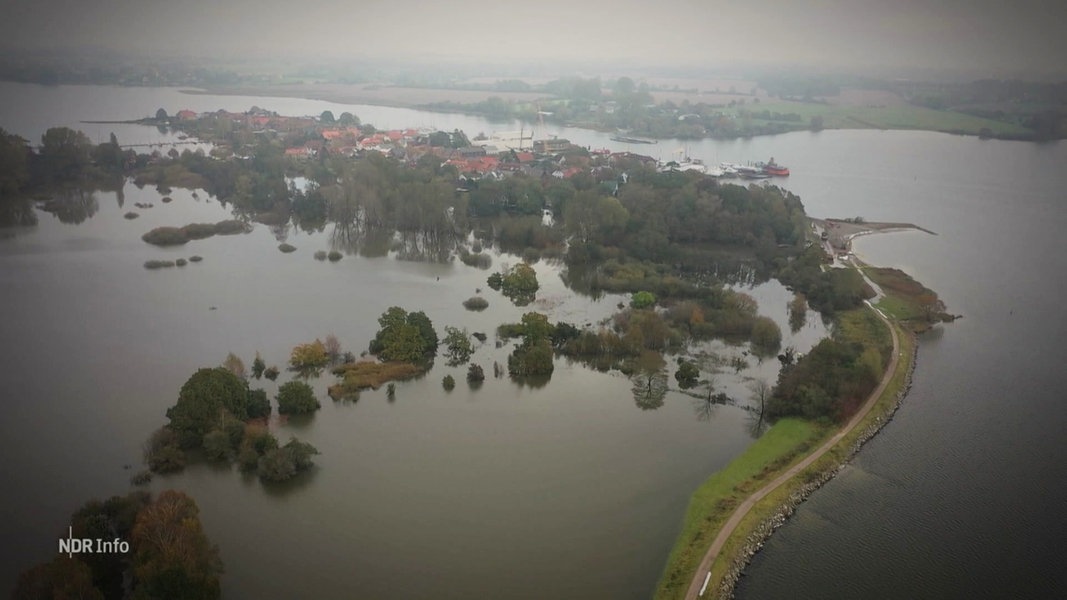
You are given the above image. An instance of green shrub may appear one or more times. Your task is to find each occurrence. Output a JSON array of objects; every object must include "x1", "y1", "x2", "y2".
[
  {"x1": 189, "y1": 255, "x2": 203, "y2": 262},
  {"x1": 257, "y1": 438, "x2": 319, "y2": 482},
  {"x1": 213, "y1": 219, "x2": 248, "y2": 235},
  {"x1": 328, "y1": 251, "x2": 343, "y2": 262},
  {"x1": 142, "y1": 227, "x2": 188, "y2": 246},
  {"x1": 276, "y1": 380, "x2": 321, "y2": 415},
  {"x1": 442, "y1": 375, "x2": 456, "y2": 391},
  {"x1": 314, "y1": 250, "x2": 327, "y2": 261},
  {"x1": 630, "y1": 290, "x2": 657, "y2": 309},
  {"x1": 463, "y1": 296, "x2": 489, "y2": 311},
  {"x1": 144, "y1": 427, "x2": 185, "y2": 473},
  {"x1": 124, "y1": 211, "x2": 139, "y2": 219},
  {"x1": 180, "y1": 223, "x2": 217, "y2": 240},
  {"x1": 143, "y1": 260, "x2": 176, "y2": 269},
  {"x1": 278, "y1": 243, "x2": 297, "y2": 253},
  {"x1": 175, "y1": 258, "x2": 187, "y2": 267}
]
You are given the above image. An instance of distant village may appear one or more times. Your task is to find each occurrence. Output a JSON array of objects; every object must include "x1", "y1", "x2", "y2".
[
  {"x1": 161, "y1": 106, "x2": 783, "y2": 187},
  {"x1": 163, "y1": 106, "x2": 660, "y2": 185}
]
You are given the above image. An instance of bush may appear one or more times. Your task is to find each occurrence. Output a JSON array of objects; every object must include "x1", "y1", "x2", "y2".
[
  {"x1": 143, "y1": 260, "x2": 176, "y2": 270},
  {"x1": 442, "y1": 375, "x2": 456, "y2": 391},
  {"x1": 630, "y1": 290, "x2": 657, "y2": 309},
  {"x1": 463, "y1": 296, "x2": 489, "y2": 311},
  {"x1": 142, "y1": 227, "x2": 188, "y2": 246},
  {"x1": 189, "y1": 255, "x2": 203, "y2": 262},
  {"x1": 144, "y1": 427, "x2": 185, "y2": 473},
  {"x1": 180, "y1": 223, "x2": 217, "y2": 240},
  {"x1": 443, "y1": 326, "x2": 473, "y2": 366},
  {"x1": 276, "y1": 380, "x2": 321, "y2": 415},
  {"x1": 202, "y1": 429, "x2": 232, "y2": 461},
  {"x1": 161, "y1": 196, "x2": 173, "y2": 203},
  {"x1": 175, "y1": 258, "x2": 187, "y2": 267},
  {"x1": 314, "y1": 250, "x2": 327, "y2": 261},
  {"x1": 213, "y1": 219, "x2": 248, "y2": 235},
  {"x1": 124, "y1": 211, "x2": 139, "y2": 219},
  {"x1": 130, "y1": 470, "x2": 153, "y2": 485},
  {"x1": 238, "y1": 425, "x2": 278, "y2": 472},
  {"x1": 328, "y1": 251, "x2": 343, "y2": 262},
  {"x1": 257, "y1": 438, "x2": 319, "y2": 482},
  {"x1": 278, "y1": 243, "x2": 297, "y2": 253},
  {"x1": 460, "y1": 251, "x2": 492, "y2": 269},
  {"x1": 675, "y1": 358, "x2": 700, "y2": 388},
  {"x1": 467, "y1": 363, "x2": 485, "y2": 382},
  {"x1": 750, "y1": 316, "x2": 782, "y2": 356},
  {"x1": 246, "y1": 388, "x2": 271, "y2": 419},
  {"x1": 289, "y1": 339, "x2": 330, "y2": 377},
  {"x1": 263, "y1": 366, "x2": 280, "y2": 381}
]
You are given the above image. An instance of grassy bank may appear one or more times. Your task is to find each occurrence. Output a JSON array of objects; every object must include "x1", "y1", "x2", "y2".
[
  {"x1": 732, "y1": 102, "x2": 1032, "y2": 137},
  {"x1": 654, "y1": 418, "x2": 825, "y2": 599},
  {"x1": 655, "y1": 307, "x2": 915, "y2": 600}
]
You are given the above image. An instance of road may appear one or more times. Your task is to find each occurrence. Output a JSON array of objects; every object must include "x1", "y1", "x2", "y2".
[{"x1": 684, "y1": 302, "x2": 901, "y2": 599}]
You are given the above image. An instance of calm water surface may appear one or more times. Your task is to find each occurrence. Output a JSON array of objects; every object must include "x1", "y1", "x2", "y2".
[
  {"x1": 0, "y1": 83, "x2": 824, "y2": 599},
  {"x1": 1, "y1": 83, "x2": 1064, "y2": 598}
]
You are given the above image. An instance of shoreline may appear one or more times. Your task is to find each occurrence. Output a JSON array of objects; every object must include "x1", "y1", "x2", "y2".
[
  {"x1": 665, "y1": 300, "x2": 917, "y2": 600},
  {"x1": 713, "y1": 325, "x2": 917, "y2": 599}
]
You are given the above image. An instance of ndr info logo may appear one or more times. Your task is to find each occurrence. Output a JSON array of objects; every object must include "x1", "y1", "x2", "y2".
[{"x1": 58, "y1": 526, "x2": 130, "y2": 557}]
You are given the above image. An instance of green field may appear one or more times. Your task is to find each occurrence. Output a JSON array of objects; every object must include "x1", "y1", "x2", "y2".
[
  {"x1": 654, "y1": 417, "x2": 824, "y2": 600},
  {"x1": 736, "y1": 102, "x2": 1032, "y2": 137}
]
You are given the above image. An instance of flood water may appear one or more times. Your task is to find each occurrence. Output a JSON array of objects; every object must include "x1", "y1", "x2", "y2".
[
  {"x1": 0, "y1": 83, "x2": 822, "y2": 599},
  {"x1": 1, "y1": 82, "x2": 1064, "y2": 598}
]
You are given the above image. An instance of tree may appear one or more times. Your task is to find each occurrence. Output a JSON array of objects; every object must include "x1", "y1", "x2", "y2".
[
  {"x1": 631, "y1": 350, "x2": 667, "y2": 410},
  {"x1": 155, "y1": 108, "x2": 168, "y2": 121},
  {"x1": 40, "y1": 127, "x2": 92, "y2": 181},
  {"x1": 750, "y1": 316, "x2": 782, "y2": 356},
  {"x1": 442, "y1": 374, "x2": 456, "y2": 391},
  {"x1": 369, "y1": 307, "x2": 438, "y2": 362},
  {"x1": 257, "y1": 437, "x2": 319, "y2": 482},
  {"x1": 13, "y1": 557, "x2": 104, "y2": 600},
  {"x1": 674, "y1": 358, "x2": 699, "y2": 388},
  {"x1": 251, "y1": 352, "x2": 266, "y2": 379},
  {"x1": 276, "y1": 380, "x2": 321, "y2": 415},
  {"x1": 144, "y1": 426, "x2": 185, "y2": 473},
  {"x1": 467, "y1": 363, "x2": 485, "y2": 382},
  {"x1": 247, "y1": 388, "x2": 271, "y2": 419},
  {"x1": 222, "y1": 352, "x2": 246, "y2": 380},
  {"x1": 131, "y1": 491, "x2": 222, "y2": 600},
  {"x1": 338, "y1": 111, "x2": 359, "y2": 126},
  {"x1": 320, "y1": 110, "x2": 335, "y2": 124},
  {"x1": 0, "y1": 127, "x2": 29, "y2": 197},
  {"x1": 165, "y1": 367, "x2": 251, "y2": 447},
  {"x1": 443, "y1": 326, "x2": 473, "y2": 366},
  {"x1": 289, "y1": 339, "x2": 330, "y2": 378}
]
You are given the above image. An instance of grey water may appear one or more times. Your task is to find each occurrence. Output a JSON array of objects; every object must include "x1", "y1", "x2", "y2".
[{"x1": 1, "y1": 82, "x2": 1064, "y2": 598}]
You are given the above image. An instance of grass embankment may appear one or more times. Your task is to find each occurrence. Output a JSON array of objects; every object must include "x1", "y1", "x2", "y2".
[
  {"x1": 655, "y1": 306, "x2": 913, "y2": 600},
  {"x1": 655, "y1": 418, "x2": 825, "y2": 599},
  {"x1": 862, "y1": 266, "x2": 956, "y2": 332},
  {"x1": 734, "y1": 102, "x2": 1032, "y2": 137}
]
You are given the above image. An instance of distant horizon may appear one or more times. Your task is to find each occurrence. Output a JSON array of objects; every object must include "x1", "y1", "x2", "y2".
[
  {"x1": 2, "y1": 44, "x2": 1064, "y2": 84},
  {"x1": 3, "y1": 0, "x2": 1067, "y2": 82}
]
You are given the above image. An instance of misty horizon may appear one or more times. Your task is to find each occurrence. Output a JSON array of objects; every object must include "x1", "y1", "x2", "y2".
[{"x1": 3, "y1": 0, "x2": 1067, "y2": 81}]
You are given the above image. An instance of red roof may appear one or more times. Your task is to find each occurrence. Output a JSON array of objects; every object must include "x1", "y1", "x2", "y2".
[{"x1": 176, "y1": 110, "x2": 197, "y2": 120}]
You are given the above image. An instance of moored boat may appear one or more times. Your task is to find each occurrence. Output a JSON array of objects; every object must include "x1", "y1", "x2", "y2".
[{"x1": 762, "y1": 157, "x2": 790, "y2": 176}]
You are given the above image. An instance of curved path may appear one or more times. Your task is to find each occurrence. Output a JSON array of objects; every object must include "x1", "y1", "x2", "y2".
[{"x1": 685, "y1": 303, "x2": 901, "y2": 599}]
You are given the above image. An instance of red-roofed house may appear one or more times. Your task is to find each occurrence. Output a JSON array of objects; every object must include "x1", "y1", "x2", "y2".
[{"x1": 176, "y1": 110, "x2": 197, "y2": 121}]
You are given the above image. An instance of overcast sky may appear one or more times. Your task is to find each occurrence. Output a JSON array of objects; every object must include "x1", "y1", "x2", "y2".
[{"x1": 4, "y1": 0, "x2": 1066, "y2": 78}]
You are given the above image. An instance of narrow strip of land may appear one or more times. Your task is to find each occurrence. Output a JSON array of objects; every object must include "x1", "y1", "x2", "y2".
[{"x1": 684, "y1": 302, "x2": 900, "y2": 600}]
